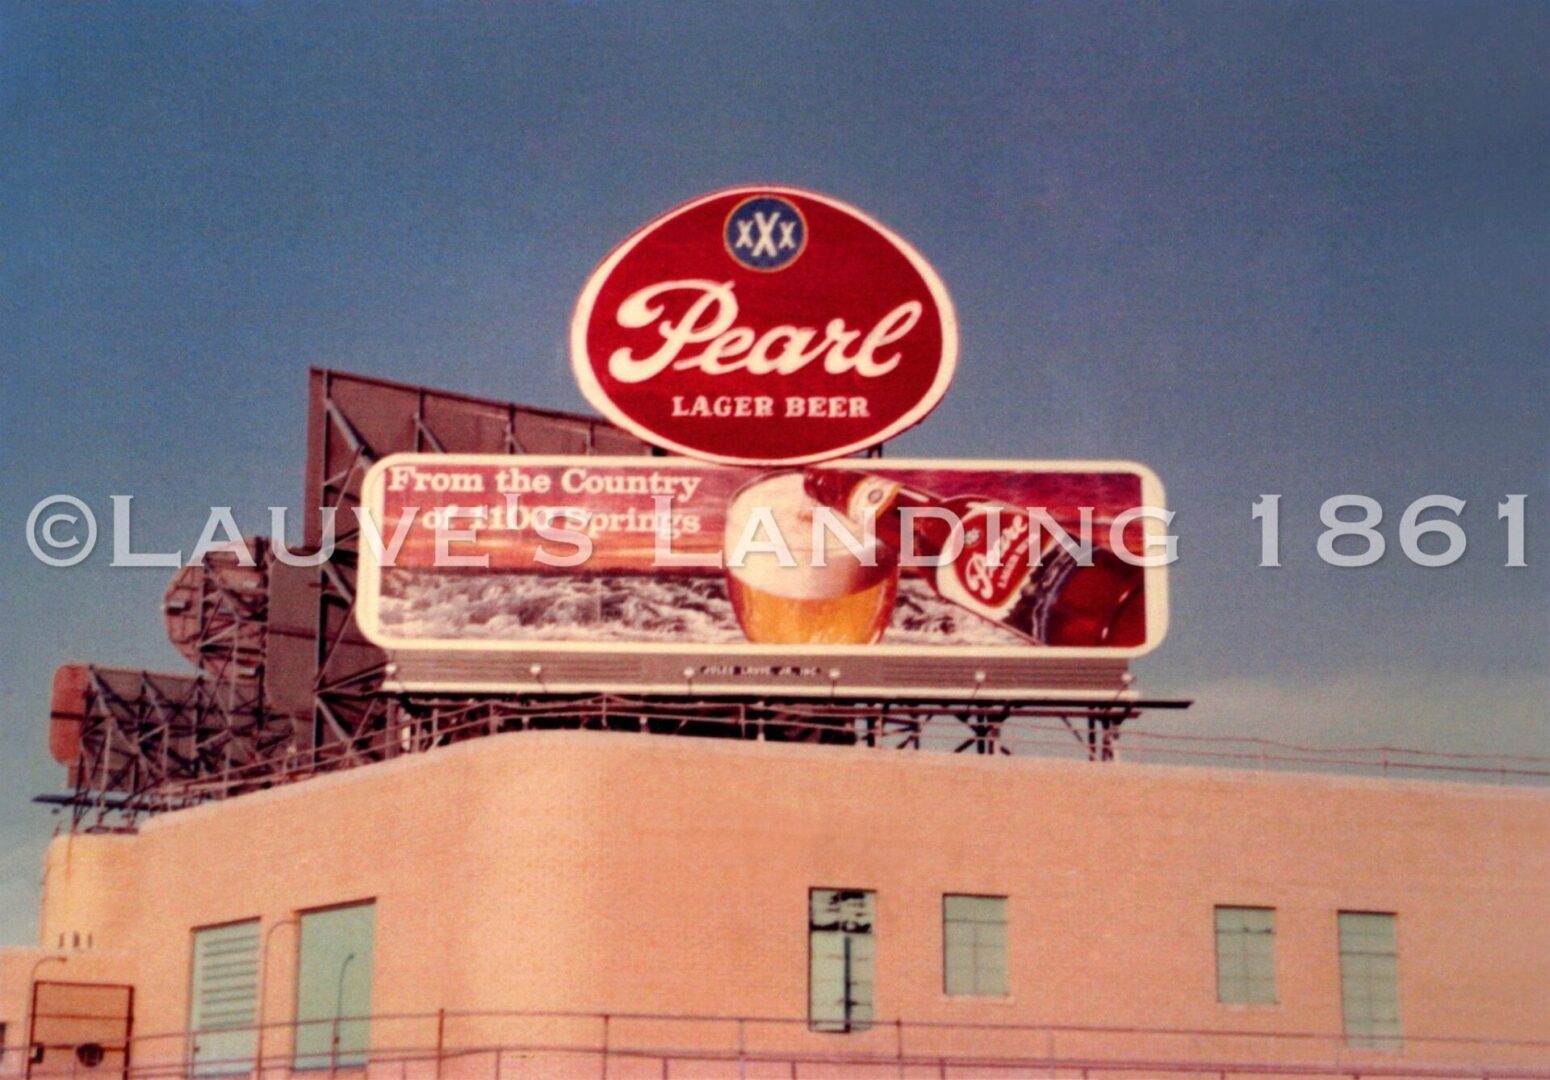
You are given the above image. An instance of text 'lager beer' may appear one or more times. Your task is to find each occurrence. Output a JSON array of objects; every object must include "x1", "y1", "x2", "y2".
[
  {"x1": 723, "y1": 472, "x2": 899, "y2": 645},
  {"x1": 802, "y1": 469, "x2": 1146, "y2": 647}
]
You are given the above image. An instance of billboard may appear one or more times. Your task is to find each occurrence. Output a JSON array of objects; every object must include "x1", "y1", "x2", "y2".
[
  {"x1": 356, "y1": 455, "x2": 1168, "y2": 699},
  {"x1": 571, "y1": 186, "x2": 958, "y2": 465}
]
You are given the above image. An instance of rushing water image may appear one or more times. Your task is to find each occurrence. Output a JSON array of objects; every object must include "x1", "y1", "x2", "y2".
[{"x1": 378, "y1": 570, "x2": 1025, "y2": 646}]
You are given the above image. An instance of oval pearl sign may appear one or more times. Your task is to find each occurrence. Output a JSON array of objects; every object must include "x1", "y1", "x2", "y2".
[{"x1": 571, "y1": 186, "x2": 958, "y2": 465}]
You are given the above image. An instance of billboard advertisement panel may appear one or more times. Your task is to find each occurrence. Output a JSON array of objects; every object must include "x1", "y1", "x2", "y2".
[
  {"x1": 356, "y1": 455, "x2": 1168, "y2": 699},
  {"x1": 571, "y1": 186, "x2": 958, "y2": 465}
]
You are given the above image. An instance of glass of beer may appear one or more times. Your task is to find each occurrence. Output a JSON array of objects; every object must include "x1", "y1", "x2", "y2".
[{"x1": 723, "y1": 472, "x2": 899, "y2": 645}]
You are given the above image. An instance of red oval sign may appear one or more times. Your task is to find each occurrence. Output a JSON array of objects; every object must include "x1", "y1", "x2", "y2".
[{"x1": 571, "y1": 186, "x2": 958, "y2": 465}]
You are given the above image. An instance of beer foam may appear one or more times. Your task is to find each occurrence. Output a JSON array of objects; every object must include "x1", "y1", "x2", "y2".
[{"x1": 723, "y1": 472, "x2": 893, "y2": 599}]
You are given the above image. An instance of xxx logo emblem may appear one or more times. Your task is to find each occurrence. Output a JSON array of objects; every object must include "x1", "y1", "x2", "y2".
[{"x1": 724, "y1": 195, "x2": 806, "y2": 271}]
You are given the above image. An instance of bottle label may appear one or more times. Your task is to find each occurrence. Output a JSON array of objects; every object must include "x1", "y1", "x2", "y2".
[
  {"x1": 845, "y1": 476, "x2": 903, "y2": 525},
  {"x1": 936, "y1": 502, "x2": 1035, "y2": 622}
]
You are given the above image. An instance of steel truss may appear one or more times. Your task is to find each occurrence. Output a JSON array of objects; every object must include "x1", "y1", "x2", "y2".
[
  {"x1": 44, "y1": 683, "x2": 1183, "y2": 827},
  {"x1": 42, "y1": 369, "x2": 1187, "y2": 830}
]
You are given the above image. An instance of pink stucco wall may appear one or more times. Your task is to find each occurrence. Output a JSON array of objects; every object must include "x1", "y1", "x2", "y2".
[{"x1": 2, "y1": 730, "x2": 1547, "y2": 1073}]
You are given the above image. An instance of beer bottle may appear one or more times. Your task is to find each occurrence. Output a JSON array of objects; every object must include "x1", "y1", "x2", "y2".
[{"x1": 803, "y1": 469, "x2": 1146, "y2": 647}]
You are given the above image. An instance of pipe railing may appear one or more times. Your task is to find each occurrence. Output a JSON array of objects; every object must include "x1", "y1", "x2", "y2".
[
  {"x1": 56, "y1": 696, "x2": 1550, "y2": 821},
  {"x1": 6, "y1": 1006, "x2": 1550, "y2": 1080}
]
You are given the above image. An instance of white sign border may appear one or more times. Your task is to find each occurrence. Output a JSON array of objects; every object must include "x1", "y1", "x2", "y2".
[{"x1": 355, "y1": 453, "x2": 1169, "y2": 663}]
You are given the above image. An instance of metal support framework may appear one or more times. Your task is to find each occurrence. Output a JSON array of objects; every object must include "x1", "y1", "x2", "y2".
[
  {"x1": 42, "y1": 369, "x2": 1193, "y2": 831},
  {"x1": 43, "y1": 685, "x2": 1189, "y2": 826},
  {"x1": 302, "y1": 368, "x2": 649, "y2": 783},
  {"x1": 45, "y1": 666, "x2": 295, "y2": 828}
]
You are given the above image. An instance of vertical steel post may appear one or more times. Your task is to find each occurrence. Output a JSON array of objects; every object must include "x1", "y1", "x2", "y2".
[
  {"x1": 599, "y1": 1013, "x2": 610, "y2": 1080},
  {"x1": 122, "y1": 986, "x2": 135, "y2": 1080},
  {"x1": 435, "y1": 1008, "x2": 446, "y2": 1080},
  {"x1": 842, "y1": 936, "x2": 853, "y2": 1032}
]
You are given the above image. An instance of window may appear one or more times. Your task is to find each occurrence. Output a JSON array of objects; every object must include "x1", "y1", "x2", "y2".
[
  {"x1": 1339, "y1": 912, "x2": 1400, "y2": 1046},
  {"x1": 294, "y1": 902, "x2": 375, "y2": 1069},
  {"x1": 1214, "y1": 906, "x2": 1276, "y2": 1005},
  {"x1": 809, "y1": 889, "x2": 874, "y2": 1032},
  {"x1": 189, "y1": 920, "x2": 260, "y2": 1076},
  {"x1": 944, "y1": 895, "x2": 1008, "y2": 997}
]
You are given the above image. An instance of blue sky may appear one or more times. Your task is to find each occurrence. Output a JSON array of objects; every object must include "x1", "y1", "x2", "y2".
[{"x1": 1, "y1": 2, "x2": 1546, "y2": 943}]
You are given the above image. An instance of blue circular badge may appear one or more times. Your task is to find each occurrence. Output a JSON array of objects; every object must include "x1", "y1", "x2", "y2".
[{"x1": 724, "y1": 195, "x2": 807, "y2": 271}]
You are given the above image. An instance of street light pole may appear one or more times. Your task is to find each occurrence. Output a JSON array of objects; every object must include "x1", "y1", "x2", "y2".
[
  {"x1": 253, "y1": 918, "x2": 298, "y2": 1080},
  {"x1": 329, "y1": 953, "x2": 355, "y2": 1080}
]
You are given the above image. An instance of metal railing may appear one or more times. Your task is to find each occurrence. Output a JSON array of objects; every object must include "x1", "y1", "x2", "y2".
[
  {"x1": 6, "y1": 1006, "x2": 1550, "y2": 1080},
  {"x1": 52, "y1": 694, "x2": 1549, "y2": 821}
]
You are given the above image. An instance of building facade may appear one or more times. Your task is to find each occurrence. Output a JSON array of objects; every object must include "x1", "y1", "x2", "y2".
[{"x1": 2, "y1": 729, "x2": 1548, "y2": 1078}]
